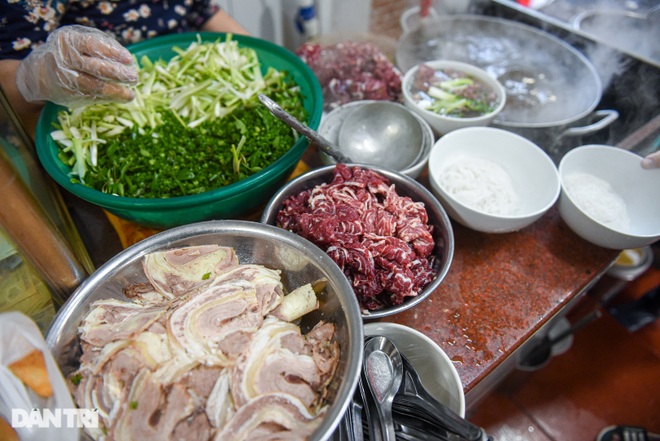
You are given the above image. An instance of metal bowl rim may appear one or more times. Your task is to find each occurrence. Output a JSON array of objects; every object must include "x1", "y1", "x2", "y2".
[{"x1": 260, "y1": 164, "x2": 455, "y2": 319}]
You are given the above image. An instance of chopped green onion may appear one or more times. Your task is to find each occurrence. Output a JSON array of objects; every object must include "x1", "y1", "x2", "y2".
[{"x1": 50, "y1": 35, "x2": 308, "y2": 198}]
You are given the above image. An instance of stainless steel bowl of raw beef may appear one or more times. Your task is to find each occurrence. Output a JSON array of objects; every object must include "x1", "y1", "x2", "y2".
[
  {"x1": 261, "y1": 163, "x2": 454, "y2": 319},
  {"x1": 46, "y1": 220, "x2": 363, "y2": 441}
]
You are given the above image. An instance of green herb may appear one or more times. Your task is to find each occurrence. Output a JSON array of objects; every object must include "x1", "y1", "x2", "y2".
[
  {"x1": 76, "y1": 104, "x2": 299, "y2": 198},
  {"x1": 70, "y1": 373, "x2": 82, "y2": 385},
  {"x1": 419, "y1": 67, "x2": 498, "y2": 118},
  {"x1": 129, "y1": 401, "x2": 138, "y2": 409},
  {"x1": 202, "y1": 272, "x2": 211, "y2": 280},
  {"x1": 51, "y1": 35, "x2": 308, "y2": 199}
]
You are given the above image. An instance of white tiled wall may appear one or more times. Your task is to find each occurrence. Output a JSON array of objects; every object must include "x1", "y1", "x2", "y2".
[
  {"x1": 316, "y1": 0, "x2": 371, "y2": 36},
  {"x1": 215, "y1": 0, "x2": 373, "y2": 51},
  {"x1": 214, "y1": 0, "x2": 284, "y2": 45}
]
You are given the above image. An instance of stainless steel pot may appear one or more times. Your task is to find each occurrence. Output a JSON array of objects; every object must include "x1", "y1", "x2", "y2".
[
  {"x1": 499, "y1": 109, "x2": 619, "y2": 162},
  {"x1": 396, "y1": 14, "x2": 618, "y2": 161}
]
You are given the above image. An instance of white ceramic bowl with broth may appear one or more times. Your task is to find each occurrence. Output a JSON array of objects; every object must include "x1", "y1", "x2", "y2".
[
  {"x1": 558, "y1": 145, "x2": 660, "y2": 249},
  {"x1": 428, "y1": 127, "x2": 560, "y2": 233},
  {"x1": 402, "y1": 60, "x2": 506, "y2": 136}
]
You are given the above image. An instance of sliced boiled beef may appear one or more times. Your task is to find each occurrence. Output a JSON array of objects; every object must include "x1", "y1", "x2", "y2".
[{"x1": 69, "y1": 245, "x2": 338, "y2": 440}]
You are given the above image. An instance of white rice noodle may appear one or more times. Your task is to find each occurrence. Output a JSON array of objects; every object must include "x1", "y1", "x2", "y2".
[
  {"x1": 439, "y1": 157, "x2": 520, "y2": 216},
  {"x1": 564, "y1": 172, "x2": 630, "y2": 232}
]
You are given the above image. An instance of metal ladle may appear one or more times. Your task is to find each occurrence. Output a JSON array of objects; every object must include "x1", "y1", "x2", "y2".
[
  {"x1": 258, "y1": 94, "x2": 352, "y2": 163},
  {"x1": 362, "y1": 335, "x2": 403, "y2": 441},
  {"x1": 259, "y1": 94, "x2": 425, "y2": 172},
  {"x1": 338, "y1": 102, "x2": 424, "y2": 171}
]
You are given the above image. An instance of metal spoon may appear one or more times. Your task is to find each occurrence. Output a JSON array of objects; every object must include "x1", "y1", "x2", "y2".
[
  {"x1": 349, "y1": 380, "x2": 365, "y2": 441},
  {"x1": 362, "y1": 336, "x2": 403, "y2": 441},
  {"x1": 257, "y1": 94, "x2": 352, "y2": 163}
]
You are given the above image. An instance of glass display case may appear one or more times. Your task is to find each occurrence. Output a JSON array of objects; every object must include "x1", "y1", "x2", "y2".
[{"x1": 0, "y1": 86, "x2": 91, "y2": 325}]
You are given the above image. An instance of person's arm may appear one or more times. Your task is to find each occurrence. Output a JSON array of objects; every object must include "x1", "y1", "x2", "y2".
[
  {"x1": 201, "y1": 9, "x2": 250, "y2": 35},
  {"x1": 1, "y1": 26, "x2": 138, "y2": 137},
  {"x1": 0, "y1": 59, "x2": 44, "y2": 136}
]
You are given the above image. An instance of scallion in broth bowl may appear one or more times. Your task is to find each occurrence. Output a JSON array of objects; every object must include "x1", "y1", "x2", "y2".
[
  {"x1": 402, "y1": 60, "x2": 506, "y2": 136},
  {"x1": 410, "y1": 64, "x2": 499, "y2": 118}
]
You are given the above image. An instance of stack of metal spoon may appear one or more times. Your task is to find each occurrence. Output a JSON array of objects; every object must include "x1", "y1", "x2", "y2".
[{"x1": 334, "y1": 336, "x2": 492, "y2": 441}]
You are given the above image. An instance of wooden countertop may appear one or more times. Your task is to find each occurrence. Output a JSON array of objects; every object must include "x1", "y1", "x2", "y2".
[
  {"x1": 382, "y1": 204, "x2": 617, "y2": 394},
  {"x1": 88, "y1": 147, "x2": 619, "y2": 401}
]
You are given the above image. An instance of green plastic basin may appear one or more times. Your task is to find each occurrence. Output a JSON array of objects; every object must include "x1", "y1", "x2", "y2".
[{"x1": 35, "y1": 32, "x2": 322, "y2": 229}]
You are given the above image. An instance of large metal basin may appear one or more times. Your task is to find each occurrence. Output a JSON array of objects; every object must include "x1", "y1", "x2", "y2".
[{"x1": 46, "y1": 220, "x2": 363, "y2": 441}]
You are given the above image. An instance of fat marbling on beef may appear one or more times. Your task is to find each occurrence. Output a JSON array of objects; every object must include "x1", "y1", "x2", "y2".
[
  {"x1": 277, "y1": 164, "x2": 436, "y2": 311},
  {"x1": 71, "y1": 245, "x2": 339, "y2": 441}
]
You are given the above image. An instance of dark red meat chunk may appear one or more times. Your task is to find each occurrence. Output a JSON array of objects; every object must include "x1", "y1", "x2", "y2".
[
  {"x1": 296, "y1": 41, "x2": 402, "y2": 111},
  {"x1": 277, "y1": 164, "x2": 436, "y2": 311}
]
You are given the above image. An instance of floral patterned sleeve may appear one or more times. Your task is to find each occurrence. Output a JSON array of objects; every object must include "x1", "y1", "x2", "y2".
[
  {"x1": 0, "y1": 0, "x2": 219, "y2": 60},
  {"x1": 0, "y1": 0, "x2": 68, "y2": 60}
]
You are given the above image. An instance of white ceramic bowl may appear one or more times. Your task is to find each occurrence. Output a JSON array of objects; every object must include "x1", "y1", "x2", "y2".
[
  {"x1": 318, "y1": 100, "x2": 434, "y2": 179},
  {"x1": 558, "y1": 145, "x2": 660, "y2": 249},
  {"x1": 364, "y1": 322, "x2": 465, "y2": 417},
  {"x1": 428, "y1": 127, "x2": 560, "y2": 233},
  {"x1": 402, "y1": 60, "x2": 506, "y2": 136}
]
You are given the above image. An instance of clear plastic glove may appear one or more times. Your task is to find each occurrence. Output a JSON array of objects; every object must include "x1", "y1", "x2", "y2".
[
  {"x1": 641, "y1": 150, "x2": 660, "y2": 169},
  {"x1": 16, "y1": 25, "x2": 138, "y2": 107}
]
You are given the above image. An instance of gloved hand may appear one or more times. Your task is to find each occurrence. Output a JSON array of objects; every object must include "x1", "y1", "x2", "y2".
[
  {"x1": 641, "y1": 150, "x2": 660, "y2": 169},
  {"x1": 16, "y1": 25, "x2": 138, "y2": 107}
]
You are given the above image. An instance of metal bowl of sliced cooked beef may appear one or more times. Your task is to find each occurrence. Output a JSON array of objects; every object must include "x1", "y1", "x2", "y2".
[
  {"x1": 261, "y1": 163, "x2": 455, "y2": 319},
  {"x1": 46, "y1": 220, "x2": 363, "y2": 441}
]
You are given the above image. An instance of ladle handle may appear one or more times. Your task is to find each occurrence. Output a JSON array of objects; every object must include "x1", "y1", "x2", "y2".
[{"x1": 257, "y1": 94, "x2": 352, "y2": 163}]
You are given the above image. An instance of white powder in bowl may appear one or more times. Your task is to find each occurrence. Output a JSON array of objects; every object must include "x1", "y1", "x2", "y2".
[
  {"x1": 439, "y1": 157, "x2": 520, "y2": 215},
  {"x1": 564, "y1": 172, "x2": 630, "y2": 231}
]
